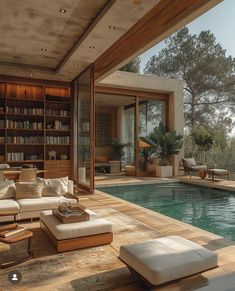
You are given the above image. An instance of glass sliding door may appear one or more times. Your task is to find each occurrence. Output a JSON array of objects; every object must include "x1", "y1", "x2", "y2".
[
  {"x1": 137, "y1": 98, "x2": 166, "y2": 175},
  {"x1": 123, "y1": 105, "x2": 135, "y2": 167},
  {"x1": 73, "y1": 66, "x2": 94, "y2": 193}
]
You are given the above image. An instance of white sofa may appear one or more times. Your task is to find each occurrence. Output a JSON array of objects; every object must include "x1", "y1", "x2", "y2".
[{"x1": 0, "y1": 180, "x2": 77, "y2": 222}]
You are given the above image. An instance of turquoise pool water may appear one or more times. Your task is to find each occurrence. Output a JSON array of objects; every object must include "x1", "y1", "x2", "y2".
[{"x1": 98, "y1": 182, "x2": 235, "y2": 241}]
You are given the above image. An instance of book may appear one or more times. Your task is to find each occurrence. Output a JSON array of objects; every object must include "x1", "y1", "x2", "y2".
[
  {"x1": 0, "y1": 226, "x2": 25, "y2": 238},
  {"x1": 0, "y1": 223, "x2": 17, "y2": 232},
  {"x1": 52, "y1": 208, "x2": 89, "y2": 224}
]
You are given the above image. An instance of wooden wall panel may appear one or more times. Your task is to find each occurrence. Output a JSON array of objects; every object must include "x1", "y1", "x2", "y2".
[
  {"x1": 45, "y1": 87, "x2": 70, "y2": 97},
  {"x1": 6, "y1": 83, "x2": 43, "y2": 100}
]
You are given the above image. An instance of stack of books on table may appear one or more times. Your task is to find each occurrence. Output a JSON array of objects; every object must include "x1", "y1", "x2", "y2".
[{"x1": 0, "y1": 224, "x2": 25, "y2": 238}]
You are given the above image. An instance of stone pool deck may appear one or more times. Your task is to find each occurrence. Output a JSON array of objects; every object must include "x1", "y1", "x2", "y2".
[{"x1": 95, "y1": 173, "x2": 235, "y2": 192}]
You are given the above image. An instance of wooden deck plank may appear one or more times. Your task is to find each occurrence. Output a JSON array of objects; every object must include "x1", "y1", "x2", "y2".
[{"x1": 81, "y1": 186, "x2": 235, "y2": 290}]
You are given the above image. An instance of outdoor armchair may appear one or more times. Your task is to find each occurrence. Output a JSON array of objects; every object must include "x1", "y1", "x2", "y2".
[{"x1": 181, "y1": 158, "x2": 207, "y2": 179}]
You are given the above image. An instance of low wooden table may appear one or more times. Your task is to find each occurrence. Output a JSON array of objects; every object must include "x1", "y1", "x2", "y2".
[
  {"x1": 204, "y1": 169, "x2": 230, "y2": 182},
  {"x1": 0, "y1": 227, "x2": 33, "y2": 268}
]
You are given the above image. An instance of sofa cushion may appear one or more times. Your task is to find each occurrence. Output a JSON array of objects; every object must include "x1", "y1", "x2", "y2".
[
  {"x1": 0, "y1": 181, "x2": 16, "y2": 199},
  {"x1": 183, "y1": 158, "x2": 196, "y2": 166},
  {"x1": 119, "y1": 235, "x2": 218, "y2": 286},
  {"x1": 40, "y1": 210, "x2": 112, "y2": 240},
  {"x1": 0, "y1": 199, "x2": 19, "y2": 214},
  {"x1": 17, "y1": 197, "x2": 77, "y2": 212},
  {"x1": 38, "y1": 176, "x2": 68, "y2": 197},
  {"x1": 15, "y1": 182, "x2": 43, "y2": 199}
]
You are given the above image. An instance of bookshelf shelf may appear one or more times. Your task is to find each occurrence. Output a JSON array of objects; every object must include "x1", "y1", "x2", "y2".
[
  {"x1": 46, "y1": 144, "x2": 70, "y2": 146},
  {"x1": 7, "y1": 128, "x2": 44, "y2": 131},
  {"x1": 6, "y1": 113, "x2": 44, "y2": 117},
  {"x1": 7, "y1": 98, "x2": 44, "y2": 103},
  {"x1": 46, "y1": 100, "x2": 71, "y2": 104},
  {"x1": 46, "y1": 129, "x2": 71, "y2": 132},
  {"x1": 46, "y1": 115, "x2": 71, "y2": 119},
  {"x1": 0, "y1": 81, "x2": 72, "y2": 178},
  {"x1": 7, "y1": 144, "x2": 44, "y2": 146},
  {"x1": 7, "y1": 160, "x2": 44, "y2": 163}
]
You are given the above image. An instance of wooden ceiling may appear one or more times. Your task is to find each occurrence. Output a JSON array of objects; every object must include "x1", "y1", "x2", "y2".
[
  {"x1": 94, "y1": 0, "x2": 223, "y2": 81},
  {"x1": 0, "y1": 0, "x2": 160, "y2": 81},
  {"x1": 0, "y1": 0, "x2": 222, "y2": 82}
]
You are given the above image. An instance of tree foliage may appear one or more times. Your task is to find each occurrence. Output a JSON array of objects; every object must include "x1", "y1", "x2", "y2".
[
  {"x1": 120, "y1": 57, "x2": 141, "y2": 73},
  {"x1": 144, "y1": 27, "x2": 235, "y2": 129},
  {"x1": 191, "y1": 127, "x2": 214, "y2": 151},
  {"x1": 148, "y1": 122, "x2": 183, "y2": 166}
]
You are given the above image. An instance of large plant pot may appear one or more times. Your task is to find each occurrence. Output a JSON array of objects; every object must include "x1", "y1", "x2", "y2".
[{"x1": 156, "y1": 165, "x2": 172, "y2": 178}]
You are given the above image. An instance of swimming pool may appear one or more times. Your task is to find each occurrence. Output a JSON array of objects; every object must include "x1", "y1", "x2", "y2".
[{"x1": 98, "y1": 182, "x2": 235, "y2": 241}]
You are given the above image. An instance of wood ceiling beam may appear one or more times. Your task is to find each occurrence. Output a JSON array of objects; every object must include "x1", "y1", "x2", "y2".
[{"x1": 94, "y1": 0, "x2": 221, "y2": 81}]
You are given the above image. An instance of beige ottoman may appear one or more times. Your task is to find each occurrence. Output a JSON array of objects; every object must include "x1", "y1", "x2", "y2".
[
  {"x1": 119, "y1": 235, "x2": 218, "y2": 287},
  {"x1": 40, "y1": 210, "x2": 113, "y2": 252}
]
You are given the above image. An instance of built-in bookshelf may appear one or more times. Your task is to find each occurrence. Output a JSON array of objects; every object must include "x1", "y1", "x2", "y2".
[{"x1": 0, "y1": 81, "x2": 72, "y2": 178}]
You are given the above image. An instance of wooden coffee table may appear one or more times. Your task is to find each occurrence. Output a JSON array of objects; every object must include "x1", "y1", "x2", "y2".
[{"x1": 0, "y1": 226, "x2": 33, "y2": 268}]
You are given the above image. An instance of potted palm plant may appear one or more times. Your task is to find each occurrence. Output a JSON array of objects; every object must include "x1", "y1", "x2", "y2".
[
  {"x1": 149, "y1": 122, "x2": 183, "y2": 177},
  {"x1": 111, "y1": 140, "x2": 130, "y2": 171}
]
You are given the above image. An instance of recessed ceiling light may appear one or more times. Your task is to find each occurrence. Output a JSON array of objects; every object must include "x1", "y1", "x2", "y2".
[
  {"x1": 89, "y1": 46, "x2": 95, "y2": 49},
  {"x1": 59, "y1": 8, "x2": 66, "y2": 13},
  {"x1": 109, "y1": 25, "x2": 116, "y2": 29},
  {"x1": 41, "y1": 48, "x2": 47, "y2": 52}
]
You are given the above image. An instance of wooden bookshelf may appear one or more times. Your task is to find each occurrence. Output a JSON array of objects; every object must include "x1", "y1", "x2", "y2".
[{"x1": 0, "y1": 81, "x2": 72, "y2": 178}]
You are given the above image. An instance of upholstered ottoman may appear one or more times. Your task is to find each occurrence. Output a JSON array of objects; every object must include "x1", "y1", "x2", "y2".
[
  {"x1": 119, "y1": 235, "x2": 218, "y2": 287},
  {"x1": 40, "y1": 210, "x2": 113, "y2": 252}
]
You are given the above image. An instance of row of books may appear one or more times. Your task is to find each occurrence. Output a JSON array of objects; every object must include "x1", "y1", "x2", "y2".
[
  {"x1": 7, "y1": 136, "x2": 44, "y2": 144},
  {"x1": 6, "y1": 120, "x2": 43, "y2": 129},
  {"x1": 7, "y1": 152, "x2": 24, "y2": 161},
  {"x1": 6, "y1": 106, "x2": 44, "y2": 115},
  {"x1": 46, "y1": 109, "x2": 70, "y2": 117},
  {"x1": 53, "y1": 120, "x2": 70, "y2": 130},
  {"x1": 46, "y1": 136, "x2": 70, "y2": 144},
  {"x1": 78, "y1": 136, "x2": 90, "y2": 145},
  {"x1": 7, "y1": 152, "x2": 43, "y2": 161},
  {"x1": 0, "y1": 224, "x2": 25, "y2": 238}
]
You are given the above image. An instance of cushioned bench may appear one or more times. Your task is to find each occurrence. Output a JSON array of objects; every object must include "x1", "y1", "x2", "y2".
[
  {"x1": 40, "y1": 210, "x2": 113, "y2": 252},
  {"x1": 119, "y1": 235, "x2": 218, "y2": 287}
]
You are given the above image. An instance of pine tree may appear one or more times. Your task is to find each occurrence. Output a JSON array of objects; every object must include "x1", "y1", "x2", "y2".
[{"x1": 144, "y1": 27, "x2": 235, "y2": 128}]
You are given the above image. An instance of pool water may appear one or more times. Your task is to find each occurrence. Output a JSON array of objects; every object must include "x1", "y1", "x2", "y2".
[{"x1": 98, "y1": 182, "x2": 235, "y2": 241}]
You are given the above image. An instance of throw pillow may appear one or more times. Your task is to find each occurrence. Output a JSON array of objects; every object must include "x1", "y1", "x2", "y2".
[
  {"x1": 183, "y1": 158, "x2": 196, "y2": 166},
  {"x1": 37, "y1": 176, "x2": 68, "y2": 197},
  {"x1": 0, "y1": 181, "x2": 16, "y2": 199},
  {"x1": 15, "y1": 182, "x2": 43, "y2": 199}
]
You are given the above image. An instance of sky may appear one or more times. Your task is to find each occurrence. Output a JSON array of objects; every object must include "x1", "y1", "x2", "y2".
[{"x1": 139, "y1": 0, "x2": 235, "y2": 72}]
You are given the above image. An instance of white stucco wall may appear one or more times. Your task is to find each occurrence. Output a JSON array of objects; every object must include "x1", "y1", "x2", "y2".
[{"x1": 97, "y1": 71, "x2": 184, "y2": 176}]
